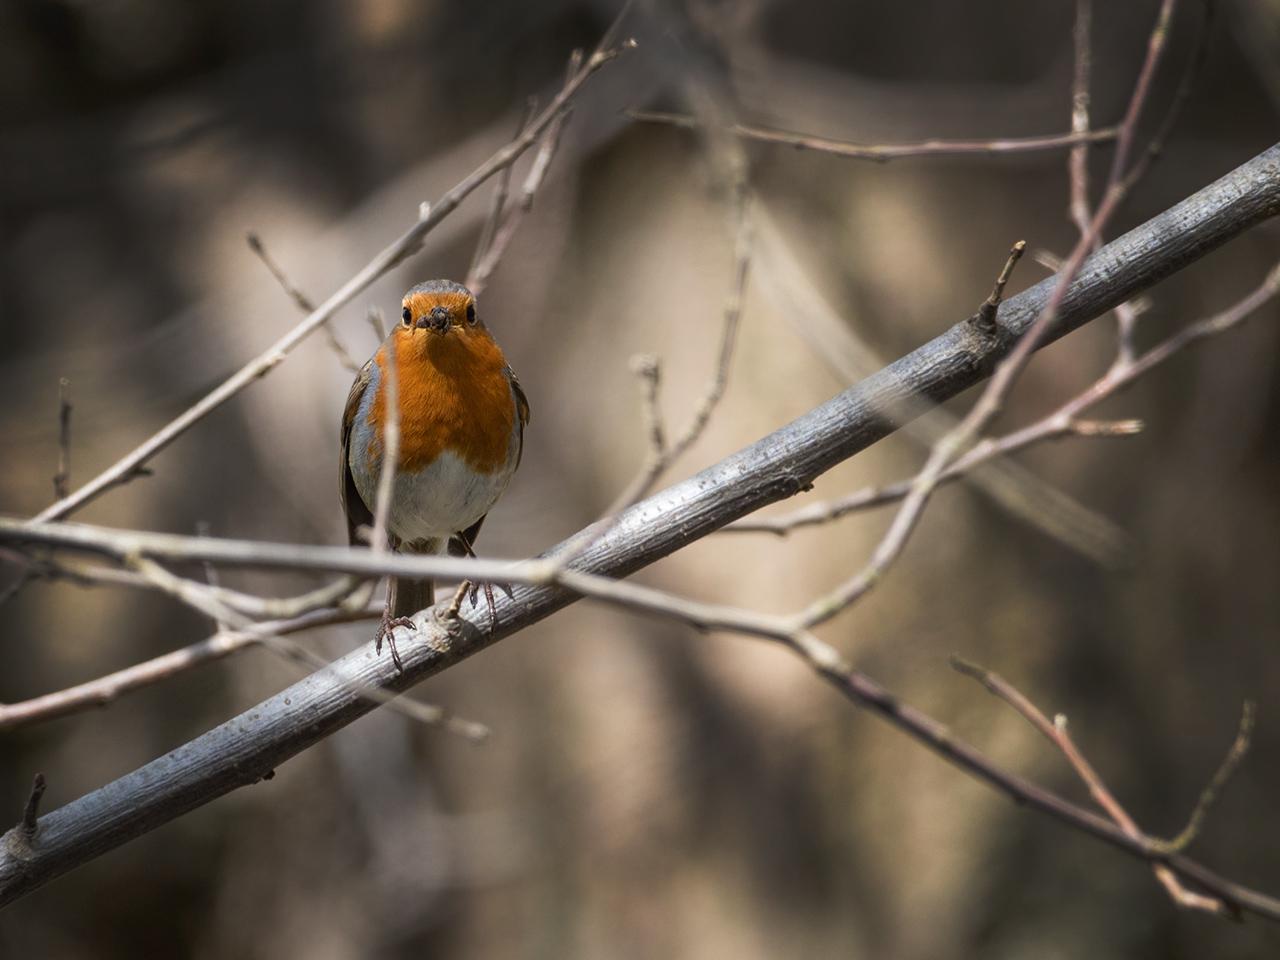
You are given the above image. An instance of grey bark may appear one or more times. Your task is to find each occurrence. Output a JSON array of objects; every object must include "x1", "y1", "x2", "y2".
[{"x1": 2, "y1": 143, "x2": 1278, "y2": 908}]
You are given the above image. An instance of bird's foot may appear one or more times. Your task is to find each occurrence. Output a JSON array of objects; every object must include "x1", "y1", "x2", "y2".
[
  {"x1": 374, "y1": 611, "x2": 414, "y2": 672},
  {"x1": 444, "y1": 579, "x2": 511, "y2": 629}
]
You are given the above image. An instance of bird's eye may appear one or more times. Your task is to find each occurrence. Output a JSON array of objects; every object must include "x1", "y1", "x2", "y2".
[
  {"x1": 465, "y1": 303, "x2": 477, "y2": 325},
  {"x1": 401, "y1": 307, "x2": 412, "y2": 327}
]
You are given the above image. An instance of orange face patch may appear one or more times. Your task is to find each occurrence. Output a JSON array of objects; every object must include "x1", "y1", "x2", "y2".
[
  {"x1": 367, "y1": 294, "x2": 516, "y2": 475},
  {"x1": 402, "y1": 290, "x2": 474, "y2": 328}
]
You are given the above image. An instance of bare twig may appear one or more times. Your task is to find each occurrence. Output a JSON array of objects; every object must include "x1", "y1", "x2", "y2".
[
  {"x1": 194, "y1": 520, "x2": 228, "y2": 632},
  {"x1": 726, "y1": 261, "x2": 1280, "y2": 535},
  {"x1": 951, "y1": 657, "x2": 1231, "y2": 915},
  {"x1": 1157, "y1": 701, "x2": 1256, "y2": 856},
  {"x1": 973, "y1": 240, "x2": 1027, "y2": 332},
  {"x1": 366, "y1": 305, "x2": 387, "y2": 344},
  {"x1": 628, "y1": 110, "x2": 1120, "y2": 161},
  {"x1": 368, "y1": 306, "x2": 406, "y2": 669},
  {"x1": 629, "y1": 354, "x2": 666, "y2": 456},
  {"x1": 19, "y1": 775, "x2": 46, "y2": 837},
  {"x1": 601, "y1": 195, "x2": 752, "y2": 518},
  {"x1": 790, "y1": 1, "x2": 1182, "y2": 631},
  {"x1": 369, "y1": 312, "x2": 398, "y2": 558},
  {"x1": 53, "y1": 379, "x2": 71, "y2": 499},
  {"x1": 521, "y1": 51, "x2": 582, "y2": 210},
  {"x1": 1068, "y1": 0, "x2": 1095, "y2": 241},
  {"x1": 247, "y1": 231, "x2": 361, "y2": 374},
  {"x1": 466, "y1": 97, "x2": 538, "y2": 290},
  {"x1": 124, "y1": 556, "x2": 483, "y2": 739},
  {"x1": 33, "y1": 34, "x2": 634, "y2": 525},
  {"x1": 752, "y1": 200, "x2": 1127, "y2": 563},
  {"x1": 0, "y1": 606, "x2": 374, "y2": 730},
  {"x1": 468, "y1": 50, "x2": 585, "y2": 295},
  {"x1": 3, "y1": 142, "x2": 1280, "y2": 910}
]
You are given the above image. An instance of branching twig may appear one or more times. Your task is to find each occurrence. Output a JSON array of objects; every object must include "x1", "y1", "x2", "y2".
[
  {"x1": 628, "y1": 109, "x2": 1120, "y2": 161},
  {"x1": 2, "y1": 133, "x2": 1278, "y2": 913},
  {"x1": 468, "y1": 50, "x2": 586, "y2": 295},
  {"x1": 466, "y1": 97, "x2": 538, "y2": 291},
  {"x1": 0, "y1": 606, "x2": 375, "y2": 730},
  {"x1": 950, "y1": 656, "x2": 1240, "y2": 916},
  {"x1": 725, "y1": 261, "x2": 1280, "y2": 535},
  {"x1": 790, "y1": 0, "x2": 1181, "y2": 631},
  {"x1": 247, "y1": 231, "x2": 362, "y2": 374},
  {"x1": 1157, "y1": 701, "x2": 1256, "y2": 856},
  {"x1": 124, "y1": 556, "x2": 483, "y2": 739},
  {"x1": 32, "y1": 33, "x2": 634, "y2": 525}
]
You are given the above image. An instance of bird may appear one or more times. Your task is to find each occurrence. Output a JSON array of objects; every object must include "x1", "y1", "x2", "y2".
[{"x1": 340, "y1": 279, "x2": 529, "y2": 670}]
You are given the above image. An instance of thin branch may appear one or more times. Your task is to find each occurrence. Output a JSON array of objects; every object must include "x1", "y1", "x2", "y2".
[
  {"x1": 1157, "y1": 701, "x2": 1255, "y2": 855},
  {"x1": 247, "y1": 231, "x2": 361, "y2": 374},
  {"x1": 1108, "y1": 0, "x2": 1176, "y2": 186},
  {"x1": 19, "y1": 775, "x2": 46, "y2": 837},
  {"x1": 369, "y1": 311, "x2": 398, "y2": 558},
  {"x1": 520, "y1": 67, "x2": 575, "y2": 210},
  {"x1": 973, "y1": 240, "x2": 1027, "y2": 332},
  {"x1": 579, "y1": 193, "x2": 753, "y2": 544},
  {"x1": 466, "y1": 96, "x2": 538, "y2": 291},
  {"x1": 53, "y1": 379, "x2": 71, "y2": 499},
  {"x1": 124, "y1": 556, "x2": 484, "y2": 739},
  {"x1": 951, "y1": 657, "x2": 1231, "y2": 916},
  {"x1": 628, "y1": 109, "x2": 1120, "y2": 161},
  {"x1": 0, "y1": 607, "x2": 374, "y2": 730},
  {"x1": 725, "y1": 260, "x2": 1280, "y2": 535},
  {"x1": 792, "y1": 0, "x2": 1183, "y2": 631},
  {"x1": 32, "y1": 34, "x2": 635, "y2": 525},
  {"x1": 2, "y1": 142, "x2": 1279, "y2": 909},
  {"x1": 195, "y1": 520, "x2": 228, "y2": 633},
  {"x1": 1068, "y1": 0, "x2": 1095, "y2": 241},
  {"x1": 468, "y1": 50, "x2": 584, "y2": 295},
  {"x1": 629, "y1": 354, "x2": 666, "y2": 456}
]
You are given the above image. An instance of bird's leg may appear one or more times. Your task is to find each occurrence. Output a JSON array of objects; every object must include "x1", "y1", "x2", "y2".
[
  {"x1": 374, "y1": 580, "x2": 412, "y2": 672},
  {"x1": 451, "y1": 532, "x2": 508, "y2": 628}
]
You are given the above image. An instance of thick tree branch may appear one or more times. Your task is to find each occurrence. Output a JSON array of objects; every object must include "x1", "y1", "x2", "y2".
[{"x1": 1, "y1": 143, "x2": 1278, "y2": 908}]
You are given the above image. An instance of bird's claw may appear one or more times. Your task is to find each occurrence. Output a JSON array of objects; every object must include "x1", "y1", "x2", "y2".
[
  {"x1": 375, "y1": 613, "x2": 415, "y2": 673},
  {"x1": 463, "y1": 580, "x2": 510, "y2": 629}
]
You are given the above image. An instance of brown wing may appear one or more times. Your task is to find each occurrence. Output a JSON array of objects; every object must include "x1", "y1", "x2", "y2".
[
  {"x1": 339, "y1": 357, "x2": 375, "y2": 546},
  {"x1": 506, "y1": 365, "x2": 530, "y2": 469}
]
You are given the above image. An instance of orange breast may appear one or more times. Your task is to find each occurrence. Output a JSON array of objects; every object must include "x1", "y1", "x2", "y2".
[{"x1": 367, "y1": 327, "x2": 516, "y2": 475}]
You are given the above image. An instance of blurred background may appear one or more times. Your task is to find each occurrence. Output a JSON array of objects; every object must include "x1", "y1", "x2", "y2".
[{"x1": 2, "y1": 0, "x2": 1280, "y2": 956}]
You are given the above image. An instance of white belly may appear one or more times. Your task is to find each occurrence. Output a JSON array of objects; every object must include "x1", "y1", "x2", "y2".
[
  {"x1": 383, "y1": 447, "x2": 516, "y2": 543},
  {"x1": 349, "y1": 420, "x2": 520, "y2": 547}
]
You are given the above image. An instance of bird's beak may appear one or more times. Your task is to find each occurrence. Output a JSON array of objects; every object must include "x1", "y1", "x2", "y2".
[{"x1": 416, "y1": 305, "x2": 452, "y2": 334}]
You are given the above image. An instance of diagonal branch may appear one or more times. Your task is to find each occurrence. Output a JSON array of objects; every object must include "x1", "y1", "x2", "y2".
[{"x1": 0, "y1": 141, "x2": 1277, "y2": 908}]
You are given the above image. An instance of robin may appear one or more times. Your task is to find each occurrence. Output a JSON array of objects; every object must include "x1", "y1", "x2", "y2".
[{"x1": 340, "y1": 279, "x2": 529, "y2": 669}]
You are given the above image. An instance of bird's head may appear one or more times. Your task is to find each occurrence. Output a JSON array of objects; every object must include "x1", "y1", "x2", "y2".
[{"x1": 396, "y1": 279, "x2": 486, "y2": 347}]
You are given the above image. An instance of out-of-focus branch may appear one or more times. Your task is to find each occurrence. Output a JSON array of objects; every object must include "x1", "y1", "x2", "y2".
[
  {"x1": 1068, "y1": 0, "x2": 1095, "y2": 241},
  {"x1": 951, "y1": 657, "x2": 1252, "y2": 916},
  {"x1": 247, "y1": 231, "x2": 362, "y2": 374},
  {"x1": 0, "y1": 606, "x2": 375, "y2": 730},
  {"x1": 724, "y1": 261, "x2": 1280, "y2": 535},
  {"x1": 467, "y1": 50, "x2": 583, "y2": 295},
  {"x1": 790, "y1": 0, "x2": 1182, "y2": 632},
  {"x1": 53, "y1": 379, "x2": 71, "y2": 499},
  {"x1": 31, "y1": 35, "x2": 634, "y2": 525},
  {"x1": 1, "y1": 141, "x2": 1278, "y2": 908},
  {"x1": 546, "y1": 191, "x2": 753, "y2": 567},
  {"x1": 628, "y1": 109, "x2": 1119, "y2": 161}
]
